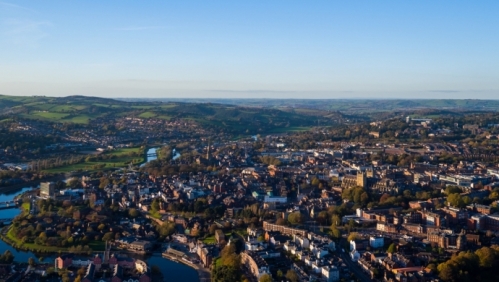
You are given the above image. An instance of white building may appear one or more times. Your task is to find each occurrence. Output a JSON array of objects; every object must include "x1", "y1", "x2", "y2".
[
  {"x1": 321, "y1": 265, "x2": 340, "y2": 282},
  {"x1": 315, "y1": 247, "x2": 329, "y2": 259},
  {"x1": 294, "y1": 234, "x2": 310, "y2": 249}
]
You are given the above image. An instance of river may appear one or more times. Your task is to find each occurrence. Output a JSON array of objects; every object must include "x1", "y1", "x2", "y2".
[
  {"x1": 0, "y1": 186, "x2": 199, "y2": 281},
  {"x1": 142, "y1": 147, "x2": 181, "y2": 167}
]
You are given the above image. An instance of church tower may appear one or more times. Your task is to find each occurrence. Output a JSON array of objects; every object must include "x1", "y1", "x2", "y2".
[{"x1": 356, "y1": 172, "x2": 366, "y2": 188}]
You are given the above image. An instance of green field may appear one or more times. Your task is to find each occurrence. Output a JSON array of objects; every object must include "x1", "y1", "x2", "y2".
[
  {"x1": 30, "y1": 111, "x2": 69, "y2": 120},
  {"x1": 267, "y1": 126, "x2": 311, "y2": 133},
  {"x1": 60, "y1": 115, "x2": 91, "y2": 124},
  {"x1": 138, "y1": 111, "x2": 157, "y2": 118},
  {"x1": 43, "y1": 147, "x2": 145, "y2": 173}
]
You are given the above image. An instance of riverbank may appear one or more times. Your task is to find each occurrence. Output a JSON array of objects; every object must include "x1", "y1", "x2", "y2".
[
  {"x1": 0, "y1": 217, "x2": 71, "y2": 253},
  {"x1": 162, "y1": 252, "x2": 211, "y2": 282},
  {"x1": 0, "y1": 183, "x2": 200, "y2": 282}
]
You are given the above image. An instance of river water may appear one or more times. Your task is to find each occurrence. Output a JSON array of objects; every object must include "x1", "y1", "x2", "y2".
[
  {"x1": 0, "y1": 183, "x2": 198, "y2": 281},
  {"x1": 141, "y1": 147, "x2": 181, "y2": 167}
]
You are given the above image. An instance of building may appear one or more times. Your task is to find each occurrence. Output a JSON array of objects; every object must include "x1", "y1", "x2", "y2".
[
  {"x1": 241, "y1": 251, "x2": 270, "y2": 280},
  {"x1": 321, "y1": 265, "x2": 340, "y2": 282},
  {"x1": 341, "y1": 172, "x2": 404, "y2": 194},
  {"x1": 263, "y1": 221, "x2": 307, "y2": 237},
  {"x1": 215, "y1": 229, "x2": 225, "y2": 244},
  {"x1": 128, "y1": 241, "x2": 152, "y2": 252},
  {"x1": 426, "y1": 230, "x2": 466, "y2": 250},
  {"x1": 40, "y1": 182, "x2": 55, "y2": 199},
  {"x1": 369, "y1": 236, "x2": 384, "y2": 248},
  {"x1": 376, "y1": 223, "x2": 397, "y2": 233},
  {"x1": 422, "y1": 211, "x2": 444, "y2": 227},
  {"x1": 263, "y1": 195, "x2": 287, "y2": 203}
]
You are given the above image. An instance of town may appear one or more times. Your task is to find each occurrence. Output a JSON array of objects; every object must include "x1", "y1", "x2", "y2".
[{"x1": 1, "y1": 109, "x2": 499, "y2": 282}]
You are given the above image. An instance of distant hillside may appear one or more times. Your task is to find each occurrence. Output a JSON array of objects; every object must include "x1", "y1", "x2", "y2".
[
  {"x1": 0, "y1": 95, "x2": 347, "y2": 134},
  {"x1": 121, "y1": 98, "x2": 499, "y2": 112}
]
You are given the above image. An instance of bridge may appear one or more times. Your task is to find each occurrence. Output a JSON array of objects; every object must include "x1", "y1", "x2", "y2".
[{"x1": 0, "y1": 201, "x2": 17, "y2": 209}]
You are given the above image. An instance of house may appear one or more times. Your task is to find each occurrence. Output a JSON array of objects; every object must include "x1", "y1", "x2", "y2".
[
  {"x1": 321, "y1": 265, "x2": 340, "y2": 282},
  {"x1": 55, "y1": 254, "x2": 74, "y2": 269},
  {"x1": 215, "y1": 229, "x2": 225, "y2": 244},
  {"x1": 129, "y1": 240, "x2": 152, "y2": 252},
  {"x1": 241, "y1": 251, "x2": 270, "y2": 280}
]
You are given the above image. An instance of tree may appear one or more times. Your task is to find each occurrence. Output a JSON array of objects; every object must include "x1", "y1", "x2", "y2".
[
  {"x1": 311, "y1": 178, "x2": 320, "y2": 186},
  {"x1": 220, "y1": 244, "x2": 240, "y2": 269},
  {"x1": 276, "y1": 218, "x2": 287, "y2": 226},
  {"x1": 445, "y1": 186, "x2": 463, "y2": 195},
  {"x1": 316, "y1": 211, "x2": 329, "y2": 225},
  {"x1": 331, "y1": 214, "x2": 341, "y2": 226},
  {"x1": 347, "y1": 232, "x2": 359, "y2": 242},
  {"x1": 67, "y1": 177, "x2": 81, "y2": 188},
  {"x1": 475, "y1": 246, "x2": 496, "y2": 268},
  {"x1": 277, "y1": 269, "x2": 283, "y2": 278},
  {"x1": 0, "y1": 250, "x2": 14, "y2": 264},
  {"x1": 330, "y1": 225, "x2": 341, "y2": 239},
  {"x1": 128, "y1": 208, "x2": 139, "y2": 218},
  {"x1": 285, "y1": 270, "x2": 299, "y2": 282},
  {"x1": 151, "y1": 198, "x2": 161, "y2": 211},
  {"x1": 259, "y1": 274, "x2": 273, "y2": 282},
  {"x1": 98, "y1": 177, "x2": 110, "y2": 189},
  {"x1": 102, "y1": 232, "x2": 114, "y2": 242},
  {"x1": 437, "y1": 251, "x2": 479, "y2": 281},
  {"x1": 288, "y1": 212, "x2": 304, "y2": 225},
  {"x1": 387, "y1": 243, "x2": 396, "y2": 253},
  {"x1": 211, "y1": 265, "x2": 240, "y2": 282}
]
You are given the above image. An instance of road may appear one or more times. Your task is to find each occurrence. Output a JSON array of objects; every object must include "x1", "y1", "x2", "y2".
[
  {"x1": 340, "y1": 252, "x2": 372, "y2": 282},
  {"x1": 339, "y1": 239, "x2": 372, "y2": 282}
]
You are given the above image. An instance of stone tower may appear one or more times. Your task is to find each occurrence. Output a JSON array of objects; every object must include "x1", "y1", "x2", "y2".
[{"x1": 356, "y1": 172, "x2": 366, "y2": 188}]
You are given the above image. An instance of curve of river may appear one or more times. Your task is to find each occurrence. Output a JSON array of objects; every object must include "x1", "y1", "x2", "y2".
[{"x1": 0, "y1": 164, "x2": 198, "y2": 282}]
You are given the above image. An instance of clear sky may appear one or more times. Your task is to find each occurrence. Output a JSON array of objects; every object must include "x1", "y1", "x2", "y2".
[{"x1": 1, "y1": 1, "x2": 498, "y2": 99}]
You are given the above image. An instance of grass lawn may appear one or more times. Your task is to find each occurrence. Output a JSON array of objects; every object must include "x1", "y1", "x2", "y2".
[
  {"x1": 21, "y1": 202, "x2": 30, "y2": 212},
  {"x1": 109, "y1": 147, "x2": 143, "y2": 156},
  {"x1": 267, "y1": 126, "x2": 311, "y2": 133},
  {"x1": 88, "y1": 241, "x2": 106, "y2": 251},
  {"x1": 43, "y1": 147, "x2": 145, "y2": 173},
  {"x1": 60, "y1": 115, "x2": 91, "y2": 124},
  {"x1": 156, "y1": 115, "x2": 171, "y2": 120},
  {"x1": 202, "y1": 236, "x2": 216, "y2": 244},
  {"x1": 29, "y1": 111, "x2": 69, "y2": 120},
  {"x1": 234, "y1": 228, "x2": 248, "y2": 237},
  {"x1": 139, "y1": 111, "x2": 157, "y2": 118},
  {"x1": 43, "y1": 157, "x2": 141, "y2": 173}
]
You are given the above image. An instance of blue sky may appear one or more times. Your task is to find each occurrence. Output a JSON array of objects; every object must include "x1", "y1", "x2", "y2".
[{"x1": 1, "y1": 1, "x2": 498, "y2": 99}]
